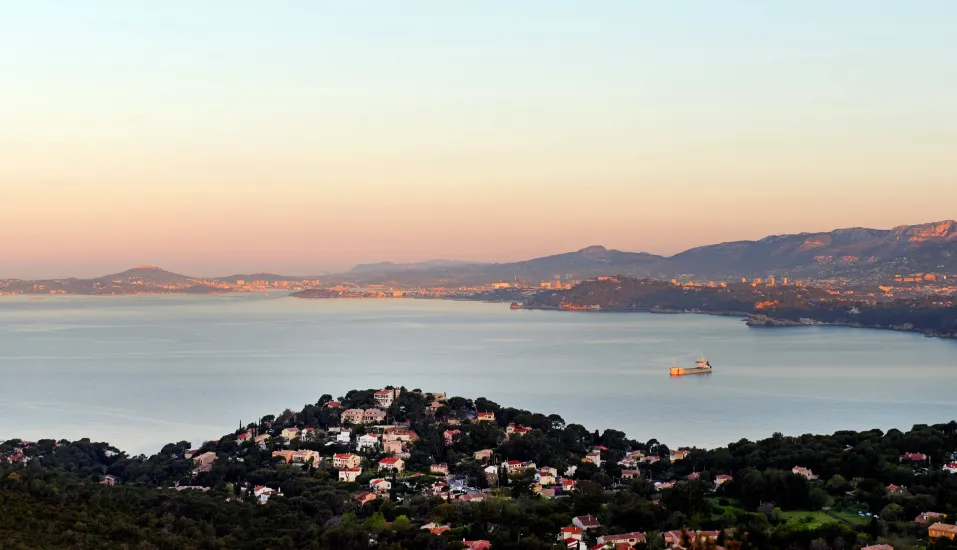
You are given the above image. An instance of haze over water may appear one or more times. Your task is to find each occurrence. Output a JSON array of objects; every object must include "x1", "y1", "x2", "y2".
[{"x1": 1, "y1": 294, "x2": 955, "y2": 455}]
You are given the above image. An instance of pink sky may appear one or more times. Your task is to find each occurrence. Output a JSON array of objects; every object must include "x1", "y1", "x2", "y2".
[{"x1": 3, "y1": 3, "x2": 956, "y2": 279}]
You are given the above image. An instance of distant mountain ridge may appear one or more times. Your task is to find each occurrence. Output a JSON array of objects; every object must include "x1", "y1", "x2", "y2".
[
  {"x1": 666, "y1": 220, "x2": 957, "y2": 277},
  {"x1": 2, "y1": 220, "x2": 955, "y2": 289}
]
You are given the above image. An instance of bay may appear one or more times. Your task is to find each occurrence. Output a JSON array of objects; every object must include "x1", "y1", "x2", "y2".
[{"x1": 0, "y1": 293, "x2": 955, "y2": 455}]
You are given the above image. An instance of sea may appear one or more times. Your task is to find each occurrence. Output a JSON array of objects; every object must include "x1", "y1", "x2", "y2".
[{"x1": 1, "y1": 293, "x2": 955, "y2": 455}]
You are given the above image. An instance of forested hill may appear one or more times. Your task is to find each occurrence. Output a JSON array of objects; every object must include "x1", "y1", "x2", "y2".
[
  {"x1": 2, "y1": 388, "x2": 957, "y2": 549},
  {"x1": 525, "y1": 277, "x2": 957, "y2": 337}
]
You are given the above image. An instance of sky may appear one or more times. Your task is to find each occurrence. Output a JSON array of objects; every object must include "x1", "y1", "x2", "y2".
[{"x1": 2, "y1": 1, "x2": 956, "y2": 278}]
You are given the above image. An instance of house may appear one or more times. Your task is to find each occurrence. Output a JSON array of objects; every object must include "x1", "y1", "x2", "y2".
[
  {"x1": 573, "y1": 515, "x2": 600, "y2": 530},
  {"x1": 622, "y1": 470, "x2": 640, "y2": 480},
  {"x1": 943, "y1": 462, "x2": 957, "y2": 474},
  {"x1": 358, "y1": 434, "x2": 380, "y2": 451},
  {"x1": 640, "y1": 455, "x2": 661, "y2": 465},
  {"x1": 325, "y1": 400, "x2": 341, "y2": 408},
  {"x1": 585, "y1": 451, "x2": 602, "y2": 467},
  {"x1": 378, "y1": 457, "x2": 405, "y2": 472},
  {"x1": 539, "y1": 466, "x2": 558, "y2": 477},
  {"x1": 861, "y1": 546, "x2": 895, "y2": 550},
  {"x1": 506, "y1": 424, "x2": 532, "y2": 436},
  {"x1": 293, "y1": 449, "x2": 320, "y2": 464},
  {"x1": 670, "y1": 449, "x2": 690, "y2": 463},
  {"x1": 431, "y1": 481, "x2": 449, "y2": 495},
  {"x1": 887, "y1": 484, "x2": 905, "y2": 495},
  {"x1": 281, "y1": 427, "x2": 300, "y2": 440},
  {"x1": 341, "y1": 409, "x2": 365, "y2": 424},
  {"x1": 421, "y1": 522, "x2": 451, "y2": 535},
  {"x1": 715, "y1": 474, "x2": 733, "y2": 487},
  {"x1": 100, "y1": 475, "x2": 116, "y2": 486},
  {"x1": 900, "y1": 452, "x2": 928, "y2": 463},
  {"x1": 184, "y1": 449, "x2": 199, "y2": 460},
  {"x1": 687, "y1": 472, "x2": 701, "y2": 481},
  {"x1": 597, "y1": 532, "x2": 647, "y2": 546},
  {"x1": 619, "y1": 457, "x2": 639, "y2": 469},
  {"x1": 333, "y1": 453, "x2": 361, "y2": 469},
  {"x1": 192, "y1": 452, "x2": 217, "y2": 466},
  {"x1": 559, "y1": 526, "x2": 583, "y2": 541},
  {"x1": 443, "y1": 429, "x2": 462, "y2": 446},
  {"x1": 370, "y1": 478, "x2": 391, "y2": 493},
  {"x1": 474, "y1": 449, "x2": 493, "y2": 462},
  {"x1": 561, "y1": 478, "x2": 577, "y2": 491},
  {"x1": 462, "y1": 541, "x2": 491, "y2": 550},
  {"x1": 426, "y1": 400, "x2": 444, "y2": 415},
  {"x1": 792, "y1": 466, "x2": 818, "y2": 480},
  {"x1": 431, "y1": 463, "x2": 450, "y2": 476},
  {"x1": 363, "y1": 408, "x2": 387, "y2": 424},
  {"x1": 383, "y1": 427, "x2": 418, "y2": 442},
  {"x1": 301, "y1": 428, "x2": 317, "y2": 441},
  {"x1": 916, "y1": 512, "x2": 947, "y2": 525},
  {"x1": 374, "y1": 389, "x2": 397, "y2": 408},
  {"x1": 236, "y1": 431, "x2": 253, "y2": 444},
  {"x1": 272, "y1": 450, "x2": 296, "y2": 464},
  {"x1": 253, "y1": 485, "x2": 277, "y2": 498},
  {"x1": 663, "y1": 530, "x2": 719, "y2": 547},
  {"x1": 503, "y1": 460, "x2": 536, "y2": 474},
  {"x1": 929, "y1": 523, "x2": 957, "y2": 541},
  {"x1": 336, "y1": 431, "x2": 352, "y2": 444},
  {"x1": 655, "y1": 481, "x2": 675, "y2": 491},
  {"x1": 339, "y1": 467, "x2": 362, "y2": 482},
  {"x1": 476, "y1": 411, "x2": 495, "y2": 422},
  {"x1": 254, "y1": 434, "x2": 271, "y2": 447},
  {"x1": 355, "y1": 492, "x2": 377, "y2": 505},
  {"x1": 536, "y1": 472, "x2": 556, "y2": 485},
  {"x1": 383, "y1": 439, "x2": 404, "y2": 454},
  {"x1": 484, "y1": 465, "x2": 500, "y2": 485}
]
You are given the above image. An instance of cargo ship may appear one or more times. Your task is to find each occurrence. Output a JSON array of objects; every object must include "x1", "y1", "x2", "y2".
[
  {"x1": 669, "y1": 357, "x2": 713, "y2": 376},
  {"x1": 510, "y1": 302, "x2": 523, "y2": 310}
]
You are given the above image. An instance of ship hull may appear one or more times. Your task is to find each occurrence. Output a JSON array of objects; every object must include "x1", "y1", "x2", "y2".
[{"x1": 669, "y1": 367, "x2": 712, "y2": 376}]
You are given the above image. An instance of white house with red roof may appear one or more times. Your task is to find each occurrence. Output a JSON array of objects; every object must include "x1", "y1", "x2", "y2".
[
  {"x1": 943, "y1": 463, "x2": 957, "y2": 474},
  {"x1": 378, "y1": 457, "x2": 405, "y2": 472},
  {"x1": 559, "y1": 526, "x2": 583, "y2": 541},
  {"x1": 370, "y1": 478, "x2": 391, "y2": 493},
  {"x1": 585, "y1": 451, "x2": 602, "y2": 467},
  {"x1": 430, "y1": 463, "x2": 450, "y2": 476},
  {"x1": 622, "y1": 470, "x2": 640, "y2": 480},
  {"x1": 235, "y1": 430, "x2": 253, "y2": 444},
  {"x1": 573, "y1": 515, "x2": 600, "y2": 530},
  {"x1": 281, "y1": 427, "x2": 300, "y2": 440},
  {"x1": 476, "y1": 411, "x2": 495, "y2": 422}
]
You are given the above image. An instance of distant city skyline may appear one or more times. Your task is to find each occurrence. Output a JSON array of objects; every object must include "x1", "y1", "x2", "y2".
[{"x1": 3, "y1": 2, "x2": 956, "y2": 279}]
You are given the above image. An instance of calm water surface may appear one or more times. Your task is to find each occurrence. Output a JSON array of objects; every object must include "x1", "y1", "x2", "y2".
[{"x1": 1, "y1": 294, "x2": 955, "y2": 454}]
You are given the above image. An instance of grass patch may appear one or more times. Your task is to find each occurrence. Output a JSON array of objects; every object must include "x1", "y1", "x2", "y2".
[{"x1": 779, "y1": 510, "x2": 869, "y2": 529}]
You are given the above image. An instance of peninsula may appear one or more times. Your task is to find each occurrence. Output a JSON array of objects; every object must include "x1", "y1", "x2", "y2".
[{"x1": 3, "y1": 387, "x2": 956, "y2": 549}]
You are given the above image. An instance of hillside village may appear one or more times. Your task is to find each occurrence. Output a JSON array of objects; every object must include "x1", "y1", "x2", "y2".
[{"x1": 3, "y1": 387, "x2": 957, "y2": 549}]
